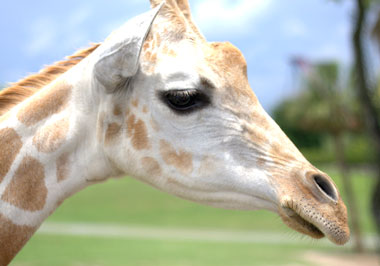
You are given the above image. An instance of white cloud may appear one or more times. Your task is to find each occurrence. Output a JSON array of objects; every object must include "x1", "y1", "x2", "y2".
[
  {"x1": 67, "y1": 5, "x2": 92, "y2": 28},
  {"x1": 336, "y1": 21, "x2": 350, "y2": 39},
  {"x1": 63, "y1": 6, "x2": 93, "y2": 49},
  {"x1": 24, "y1": 17, "x2": 57, "y2": 57},
  {"x1": 24, "y1": 5, "x2": 93, "y2": 58},
  {"x1": 192, "y1": 0, "x2": 273, "y2": 36},
  {"x1": 310, "y1": 43, "x2": 350, "y2": 63},
  {"x1": 283, "y1": 18, "x2": 308, "y2": 37}
]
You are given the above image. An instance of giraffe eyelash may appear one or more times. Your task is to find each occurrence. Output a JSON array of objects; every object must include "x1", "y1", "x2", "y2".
[{"x1": 159, "y1": 89, "x2": 211, "y2": 114}]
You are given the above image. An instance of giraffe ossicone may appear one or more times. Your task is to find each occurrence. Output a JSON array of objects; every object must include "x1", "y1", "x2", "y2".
[{"x1": 0, "y1": 0, "x2": 349, "y2": 264}]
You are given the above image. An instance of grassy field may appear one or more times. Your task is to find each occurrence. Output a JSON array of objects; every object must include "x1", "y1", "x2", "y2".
[
  {"x1": 13, "y1": 235, "x2": 349, "y2": 266},
  {"x1": 12, "y1": 167, "x2": 378, "y2": 265}
]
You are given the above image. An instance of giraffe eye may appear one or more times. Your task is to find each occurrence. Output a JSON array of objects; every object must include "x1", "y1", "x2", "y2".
[
  {"x1": 166, "y1": 90, "x2": 195, "y2": 109},
  {"x1": 160, "y1": 89, "x2": 210, "y2": 113}
]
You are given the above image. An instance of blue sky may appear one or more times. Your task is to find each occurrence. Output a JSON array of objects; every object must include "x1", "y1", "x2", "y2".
[{"x1": 0, "y1": 0, "x2": 358, "y2": 111}]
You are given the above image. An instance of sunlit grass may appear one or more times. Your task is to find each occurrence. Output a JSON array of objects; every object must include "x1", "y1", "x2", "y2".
[
  {"x1": 46, "y1": 176, "x2": 283, "y2": 231},
  {"x1": 13, "y1": 234, "x2": 346, "y2": 266}
]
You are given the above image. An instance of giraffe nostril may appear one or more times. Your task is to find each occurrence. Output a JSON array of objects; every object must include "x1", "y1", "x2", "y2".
[{"x1": 313, "y1": 174, "x2": 337, "y2": 201}]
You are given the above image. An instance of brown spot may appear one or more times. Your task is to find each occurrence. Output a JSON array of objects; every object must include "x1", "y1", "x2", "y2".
[
  {"x1": 256, "y1": 157, "x2": 266, "y2": 168},
  {"x1": 17, "y1": 80, "x2": 72, "y2": 126},
  {"x1": 144, "y1": 34, "x2": 161, "y2": 63},
  {"x1": 132, "y1": 120, "x2": 149, "y2": 150},
  {"x1": 127, "y1": 114, "x2": 136, "y2": 135},
  {"x1": 155, "y1": 34, "x2": 162, "y2": 47},
  {"x1": 144, "y1": 50, "x2": 153, "y2": 62},
  {"x1": 33, "y1": 117, "x2": 69, "y2": 153},
  {"x1": 198, "y1": 155, "x2": 216, "y2": 175},
  {"x1": 0, "y1": 213, "x2": 36, "y2": 266},
  {"x1": 126, "y1": 114, "x2": 150, "y2": 150},
  {"x1": 167, "y1": 48, "x2": 177, "y2": 57},
  {"x1": 150, "y1": 53, "x2": 157, "y2": 63},
  {"x1": 125, "y1": 107, "x2": 131, "y2": 117},
  {"x1": 159, "y1": 140, "x2": 193, "y2": 174},
  {"x1": 143, "y1": 42, "x2": 150, "y2": 51},
  {"x1": 0, "y1": 128, "x2": 23, "y2": 183},
  {"x1": 142, "y1": 105, "x2": 148, "y2": 113},
  {"x1": 132, "y1": 99, "x2": 139, "y2": 108},
  {"x1": 143, "y1": 32, "x2": 153, "y2": 47},
  {"x1": 57, "y1": 153, "x2": 70, "y2": 182},
  {"x1": 113, "y1": 105, "x2": 122, "y2": 116},
  {"x1": 97, "y1": 112, "x2": 105, "y2": 142},
  {"x1": 2, "y1": 156, "x2": 47, "y2": 211},
  {"x1": 161, "y1": 45, "x2": 169, "y2": 55},
  {"x1": 142, "y1": 33, "x2": 161, "y2": 64},
  {"x1": 105, "y1": 122, "x2": 121, "y2": 145},
  {"x1": 141, "y1": 157, "x2": 162, "y2": 176}
]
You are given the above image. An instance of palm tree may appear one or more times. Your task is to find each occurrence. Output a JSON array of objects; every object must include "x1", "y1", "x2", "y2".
[{"x1": 279, "y1": 60, "x2": 364, "y2": 251}]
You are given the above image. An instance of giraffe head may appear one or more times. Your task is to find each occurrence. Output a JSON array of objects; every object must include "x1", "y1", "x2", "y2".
[{"x1": 91, "y1": 0, "x2": 349, "y2": 245}]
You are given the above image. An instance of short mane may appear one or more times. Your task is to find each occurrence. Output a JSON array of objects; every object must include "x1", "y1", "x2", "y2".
[{"x1": 0, "y1": 43, "x2": 101, "y2": 116}]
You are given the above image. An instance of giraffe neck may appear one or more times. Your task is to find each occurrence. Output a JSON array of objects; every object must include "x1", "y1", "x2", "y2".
[{"x1": 0, "y1": 67, "x2": 117, "y2": 264}]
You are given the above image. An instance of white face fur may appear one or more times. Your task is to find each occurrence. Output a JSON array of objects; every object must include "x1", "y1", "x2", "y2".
[
  {"x1": 92, "y1": 2, "x2": 349, "y2": 245},
  {"x1": 98, "y1": 39, "x2": 276, "y2": 211}
]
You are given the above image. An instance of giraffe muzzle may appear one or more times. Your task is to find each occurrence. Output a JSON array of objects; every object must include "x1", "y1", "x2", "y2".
[{"x1": 277, "y1": 170, "x2": 350, "y2": 245}]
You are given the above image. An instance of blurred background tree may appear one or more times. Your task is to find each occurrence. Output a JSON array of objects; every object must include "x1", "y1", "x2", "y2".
[
  {"x1": 273, "y1": 60, "x2": 365, "y2": 251},
  {"x1": 273, "y1": 0, "x2": 380, "y2": 253},
  {"x1": 352, "y1": 0, "x2": 380, "y2": 252}
]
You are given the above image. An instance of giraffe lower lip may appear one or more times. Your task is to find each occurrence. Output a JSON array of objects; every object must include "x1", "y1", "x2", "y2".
[{"x1": 283, "y1": 207, "x2": 324, "y2": 239}]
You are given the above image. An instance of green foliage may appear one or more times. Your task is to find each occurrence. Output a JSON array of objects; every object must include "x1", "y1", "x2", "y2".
[
  {"x1": 295, "y1": 62, "x2": 361, "y2": 134},
  {"x1": 272, "y1": 61, "x2": 373, "y2": 163},
  {"x1": 300, "y1": 133, "x2": 376, "y2": 164},
  {"x1": 274, "y1": 62, "x2": 360, "y2": 135},
  {"x1": 273, "y1": 100, "x2": 325, "y2": 148},
  {"x1": 330, "y1": 0, "x2": 376, "y2": 8}
]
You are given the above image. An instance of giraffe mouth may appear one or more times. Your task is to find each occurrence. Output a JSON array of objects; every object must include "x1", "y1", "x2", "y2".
[{"x1": 280, "y1": 206, "x2": 324, "y2": 239}]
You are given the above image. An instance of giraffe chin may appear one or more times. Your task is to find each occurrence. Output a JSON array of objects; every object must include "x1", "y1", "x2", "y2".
[
  {"x1": 279, "y1": 207, "x2": 324, "y2": 240},
  {"x1": 278, "y1": 205, "x2": 350, "y2": 245}
]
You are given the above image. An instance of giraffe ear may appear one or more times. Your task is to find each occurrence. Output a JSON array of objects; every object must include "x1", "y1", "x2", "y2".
[{"x1": 94, "y1": 2, "x2": 165, "y2": 91}]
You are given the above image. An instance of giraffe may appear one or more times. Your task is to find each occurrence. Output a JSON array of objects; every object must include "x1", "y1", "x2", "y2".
[{"x1": 0, "y1": 0, "x2": 349, "y2": 264}]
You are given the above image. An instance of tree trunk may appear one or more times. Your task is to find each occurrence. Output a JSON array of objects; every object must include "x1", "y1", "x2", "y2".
[
  {"x1": 353, "y1": 0, "x2": 380, "y2": 248},
  {"x1": 333, "y1": 134, "x2": 364, "y2": 252}
]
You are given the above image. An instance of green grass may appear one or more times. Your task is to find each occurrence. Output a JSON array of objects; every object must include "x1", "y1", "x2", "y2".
[
  {"x1": 324, "y1": 167, "x2": 377, "y2": 234},
  {"x1": 12, "y1": 167, "x2": 377, "y2": 265},
  {"x1": 300, "y1": 134, "x2": 376, "y2": 165},
  {"x1": 46, "y1": 176, "x2": 281, "y2": 231},
  {"x1": 13, "y1": 234, "x2": 346, "y2": 266}
]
